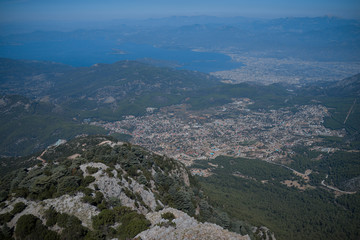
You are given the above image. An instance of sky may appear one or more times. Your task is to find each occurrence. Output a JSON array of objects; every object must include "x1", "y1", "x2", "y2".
[{"x1": 0, "y1": 0, "x2": 360, "y2": 23}]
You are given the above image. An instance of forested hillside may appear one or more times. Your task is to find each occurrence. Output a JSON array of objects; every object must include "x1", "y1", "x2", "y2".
[{"x1": 0, "y1": 136, "x2": 257, "y2": 240}]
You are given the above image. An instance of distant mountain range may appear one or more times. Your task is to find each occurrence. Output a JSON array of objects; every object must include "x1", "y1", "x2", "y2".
[{"x1": 1, "y1": 16, "x2": 359, "y2": 64}]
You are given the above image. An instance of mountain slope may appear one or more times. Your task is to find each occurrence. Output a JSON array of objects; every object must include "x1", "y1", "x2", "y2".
[
  {"x1": 0, "y1": 95, "x2": 106, "y2": 157},
  {"x1": 0, "y1": 136, "x2": 255, "y2": 239},
  {"x1": 0, "y1": 58, "x2": 73, "y2": 97},
  {"x1": 328, "y1": 73, "x2": 360, "y2": 97},
  {"x1": 52, "y1": 60, "x2": 220, "y2": 100},
  {"x1": 0, "y1": 58, "x2": 220, "y2": 102},
  {"x1": 0, "y1": 58, "x2": 221, "y2": 156}
]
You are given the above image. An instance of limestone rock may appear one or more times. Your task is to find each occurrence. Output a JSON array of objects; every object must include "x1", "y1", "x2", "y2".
[{"x1": 136, "y1": 208, "x2": 250, "y2": 240}]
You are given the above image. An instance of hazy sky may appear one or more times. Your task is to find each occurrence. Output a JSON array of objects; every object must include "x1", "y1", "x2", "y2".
[{"x1": 1, "y1": 0, "x2": 360, "y2": 23}]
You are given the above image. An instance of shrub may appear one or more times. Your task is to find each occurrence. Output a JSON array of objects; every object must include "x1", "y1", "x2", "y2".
[
  {"x1": 12, "y1": 188, "x2": 29, "y2": 198},
  {"x1": 92, "y1": 209, "x2": 116, "y2": 230},
  {"x1": 113, "y1": 206, "x2": 151, "y2": 240},
  {"x1": 57, "y1": 176, "x2": 82, "y2": 196},
  {"x1": 14, "y1": 214, "x2": 37, "y2": 239},
  {"x1": 86, "y1": 167, "x2": 99, "y2": 174},
  {"x1": 0, "y1": 213, "x2": 13, "y2": 225},
  {"x1": 60, "y1": 223, "x2": 88, "y2": 240},
  {"x1": 81, "y1": 189, "x2": 105, "y2": 208},
  {"x1": 117, "y1": 215, "x2": 150, "y2": 240},
  {"x1": 82, "y1": 195, "x2": 94, "y2": 205},
  {"x1": 107, "y1": 197, "x2": 122, "y2": 208},
  {"x1": 56, "y1": 213, "x2": 70, "y2": 228},
  {"x1": 127, "y1": 166, "x2": 139, "y2": 177},
  {"x1": 82, "y1": 176, "x2": 96, "y2": 187},
  {"x1": 37, "y1": 184, "x2": 57, "y2": 200},
  {"x1": 105, "y1": 168, "x2": 114, "y2": 177},
  {"x1": 67, "y1": 215, "x2": 82, "y2": 226},
  {"x1": 44, "y1": 207, "x2": 58, "y2": 227},
  {"x1": 161, "y1": 212, "x2": 175, "y2": 221},
  {"x1": 15, "y1": 214, "x2": 59, "y2": 240},
  {"x1": 78, "y1": 187, "x2": 94, "y2": 196},
  {"x1": 1, "y1": 225, "x2": 13, "y2": 240},
  {"x1": 155, "y1": 204, "x2": 164, "y2": 211},
  {"x1": 157, "y1": 221, "x2": 176, "y2": 228},
  {"x1": 123, "y1": 187, "x2": 135, "y2": 200},
  {"x1": 113, "y1": 206, "x2": 133, "y2": 218},
  {"x1": 0, "y1": 191, "x2": 8, "y2": 202},
  {"x1": 137, "y1": 175, "x2": 147, "y2": 185},
  {"x1": 116, "y1": 169, "x2": 122, "y2": 178},
  {"x1": 57, "y1": 212, "x2": 83, "y2": 230},
  {"x1": 84, "y1": 230, "x2": 105, "y2": 240},
  {"x1": 94, "y1": 192, "x2": 105, "y2": 205},
  {"x1": 97, "y1": 202, "x2": 107, "y2": 211},
  {"x1": 58, "y1": 215, "x2": 87, "y2": 240},
  {"x1": 11, "y1": 202, "x2": 27, "y2": 215}
]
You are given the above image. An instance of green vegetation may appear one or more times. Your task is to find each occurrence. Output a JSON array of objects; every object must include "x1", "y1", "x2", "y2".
[
  {"x1": 91, "y1": 206, "x2": 151, "y2": 240},
  {"x1": 193, "y1": 156, "x2": 294, "y2": 182},
  {"x1": 195, "y1": 155, "x2": 360, "y2": 240},
  {"x1": 322, "y1": 97, "x2": 360, "y2": 134},
  {"x1": 0, "y1": 153, "x2": 91, "y2": 201},
  {"x1": 110, "y1": 133, "x2": 132, "y2": 142},
  {"x1": 82, "y1": 141, "x2": 203, "y2": 216},
  {"x1": 0, "y1": 212, "x2": 13, "y2": 225},
  {"x1": 0, "y1": 136, "x2": 218, "y2": 238},
  {"x1": 0, "y1": 136, "x2": 128, "y2": 202},
  {"x1": 44, "y1": 207, "x2": 58, "y2": 227},
  {"x1": 2, "y1": 58, "x2": 359, "y2": 159},
  {"x1": 0, "y1": 224, "x2": 13, "y2": 240},
  {"x1": 116, "y1": 208, "x2": 151, "y2": 240},
  {"x1": 1, "y1": 58, "x2": 359, "y2": 240},
  {"x1": 0, "y1": 95, "x2": 106, "y2": 157},
  {"x1": 15, "y1": 214, "x2": 60, "y2": 240},
  {"x1": 185, "y1": 83, "x2": 306, "y2": 111},
  {"x1": 10, "y1": 202, "x2": 27, "y2": 215},
  {"x1": 161, "y1": 212, "x2": 175, "y2": 221},
  {"x1": 82, "y1": 176, "x2": 96, "y2": 186},
  {"x1": 82, "y1": 191, "x2": 106, "y2": 209},
  {"x1": 289, "y1": 146, "x2": 360, "y2": 189},
  {"x1": 86, "y1": 166, "x2": 99, "y2": 174},
  {"x1": 159, "y1": 212, "x2": 176, "y2": 228},
  {"x1": 43, "y1": 208, "x2": 89, "y2": 239},
  {"x1": 0, "y1": 154, "x2": 39, "y2": 178}
]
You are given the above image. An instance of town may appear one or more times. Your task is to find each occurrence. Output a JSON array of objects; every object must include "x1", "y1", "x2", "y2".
[
  {"x1": 90, "y1": 98, "x2": 344, "y2": 169},
  {"x1": 212, "y1": 55, "x2": 360, "y2": 85}
]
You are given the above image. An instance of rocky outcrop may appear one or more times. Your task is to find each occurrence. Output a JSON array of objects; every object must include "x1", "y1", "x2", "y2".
[
  {"x1": 137, "y1": 208, "x2": 250, "y2": 240},
  {"x1": 0, "y1": 136, "x2": 255, "y2": 240},
  {"x1": 80, "y1": 162, "x2": 159, "y2": 214},
  {"x1": 2, "y1": 194, "x2": 99, "y2": 229}
]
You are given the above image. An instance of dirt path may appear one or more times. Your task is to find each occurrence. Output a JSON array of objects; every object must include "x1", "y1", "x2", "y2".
[
  {"x1": 265, "y1": 160, "x2": 311, "y2": 181},
  {"x1": 344, "y1": 98, "x2": 357, "y2": 124},
  {"x1": 36, "y1": 149, "x2": 47, "y2": 164},
  {"x1": 321, "y1": 175, "x2": 356, "y2": 194},
  {"x1": 266, "y1": 160, "x2": 357, "y2": 194},
  {"x1": 321, "y1": 180, "x2": 356, "y2": 194}
]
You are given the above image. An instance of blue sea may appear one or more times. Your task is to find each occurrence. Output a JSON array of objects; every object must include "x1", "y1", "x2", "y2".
[{"x1": 0, "y1": 39, "x2": 242, "y2": 73}]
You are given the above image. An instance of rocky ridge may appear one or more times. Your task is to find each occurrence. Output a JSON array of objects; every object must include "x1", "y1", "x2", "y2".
[
  {"x1": 0, "y1": 136, "x2": 254, "y2": 239},
  {"x1": 137, "y1": 207, "x2": 250, "y2": 240}
]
